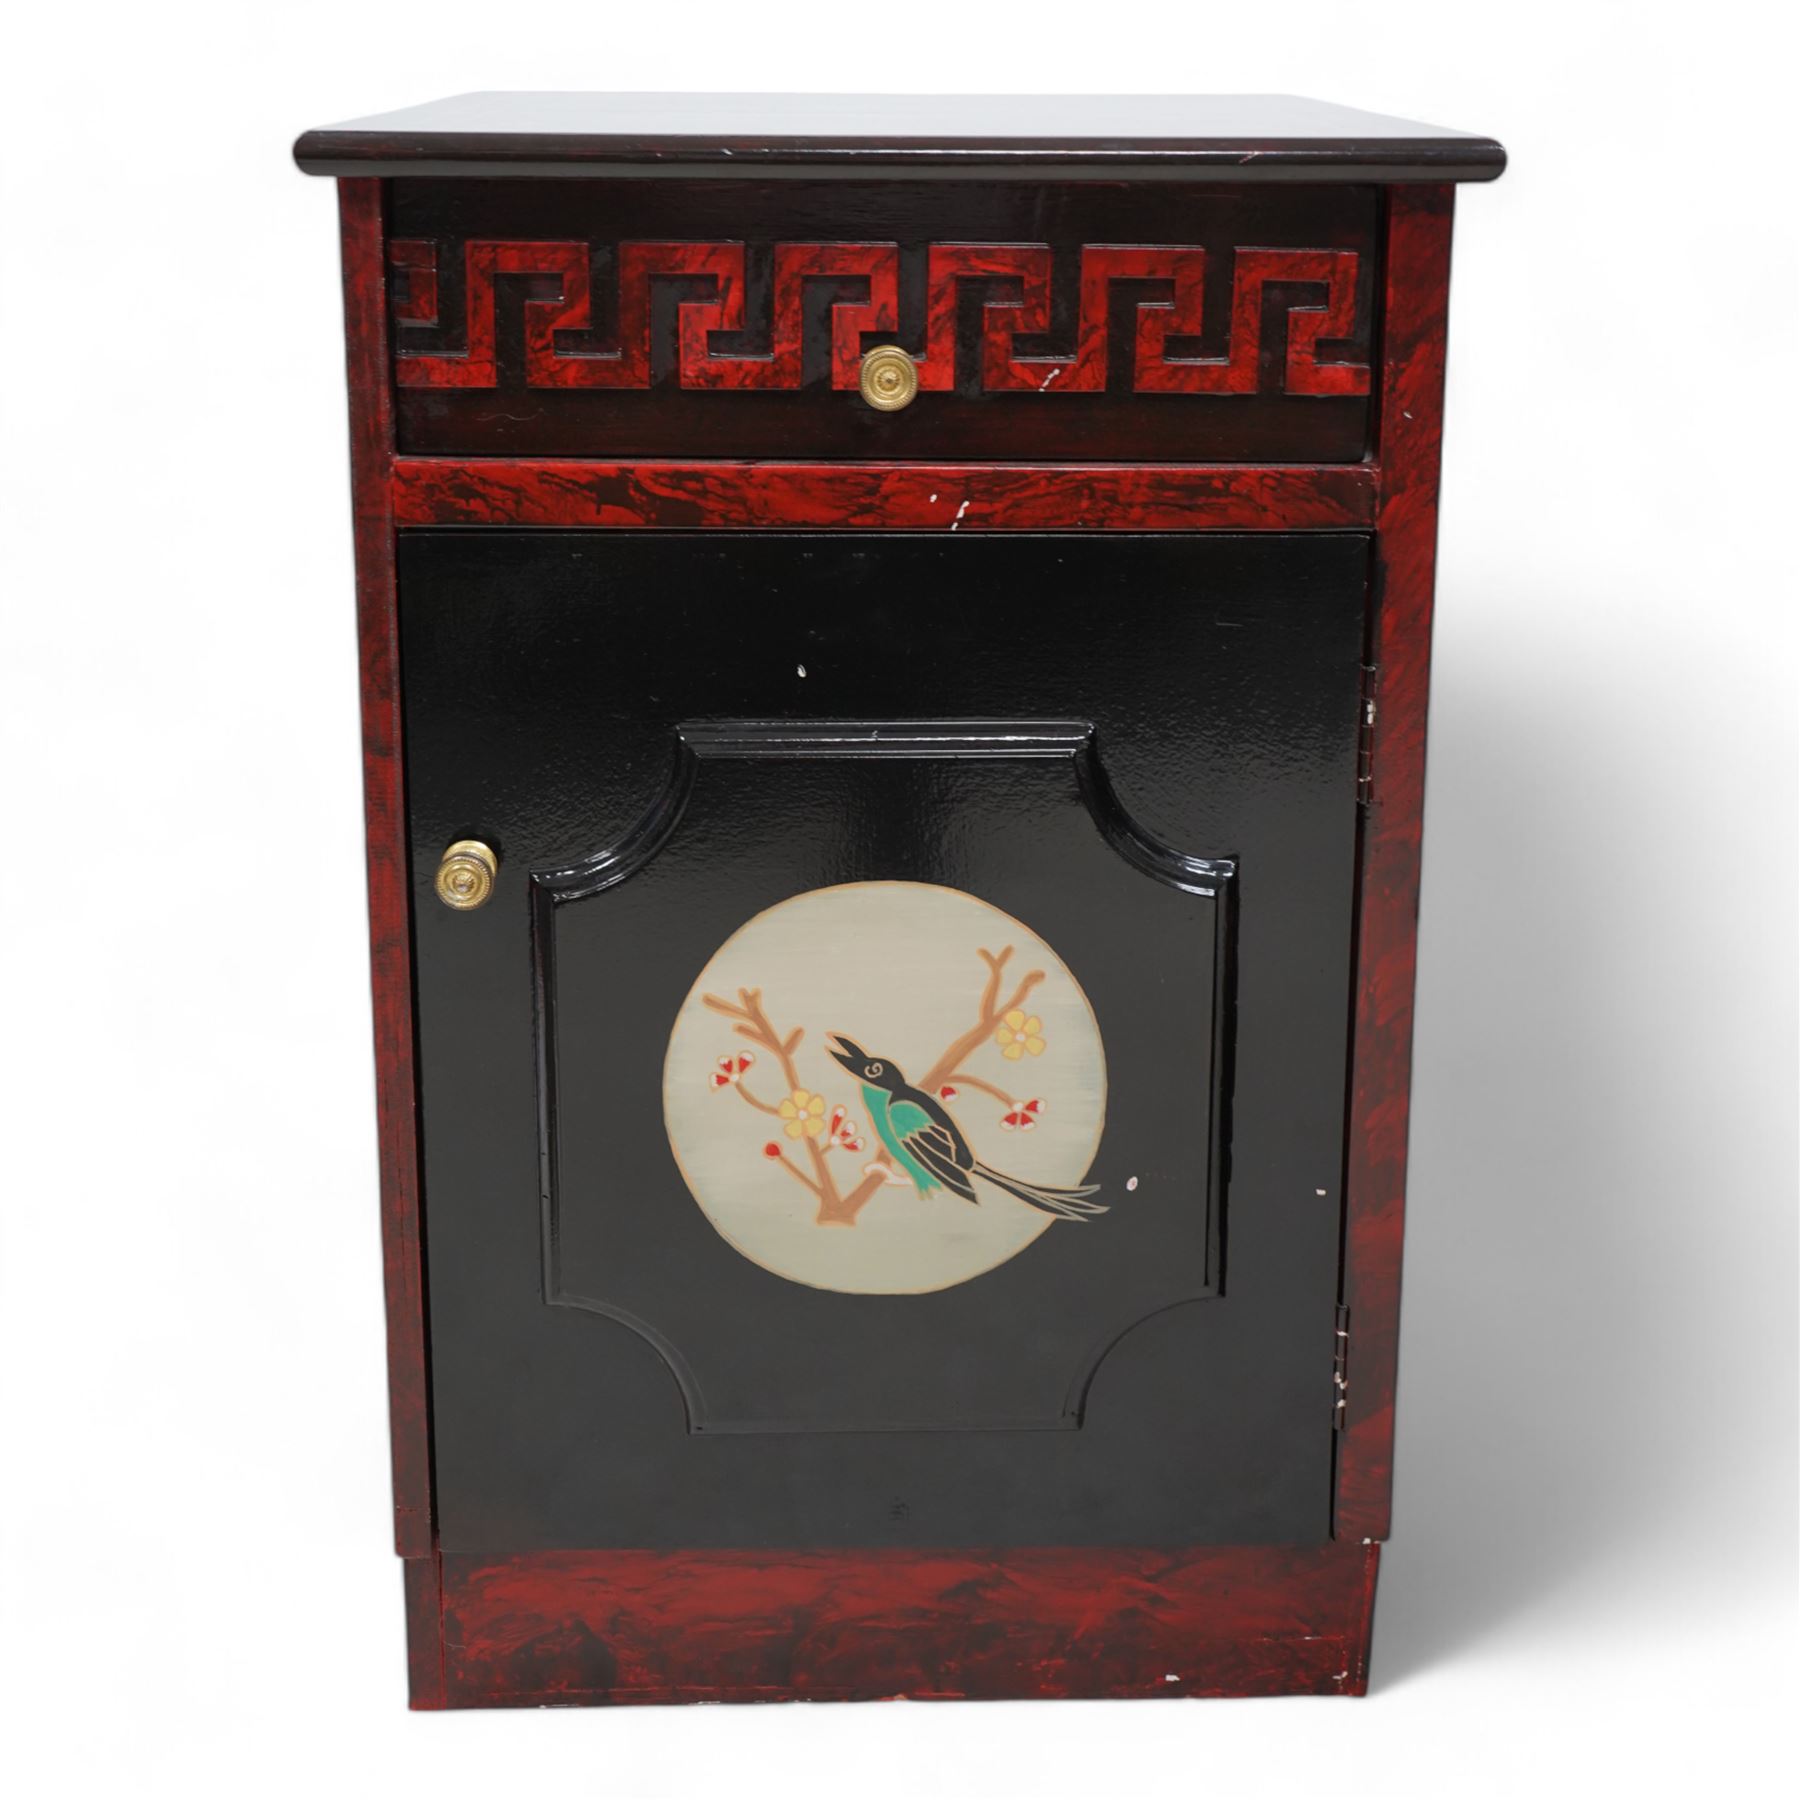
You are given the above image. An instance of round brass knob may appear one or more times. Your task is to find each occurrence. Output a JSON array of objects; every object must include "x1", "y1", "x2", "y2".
[
  {"x1": 858, "y1": 344, "x2": 919, "y2": 412},
  {"x1": 435, "y1": 839, "x2": 498, "y2": 911}
]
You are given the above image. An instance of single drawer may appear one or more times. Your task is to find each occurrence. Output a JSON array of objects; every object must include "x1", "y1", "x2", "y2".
[{"x1": 386, "y1": 179, "x2": 1379, "y2": 463}]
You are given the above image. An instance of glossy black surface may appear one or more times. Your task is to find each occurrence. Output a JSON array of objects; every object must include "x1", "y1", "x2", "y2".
[
  {"x1": 390, "y1": 179, "x2": 1377, "y2": 462},
  {"x1": 402, "y1": 531, "x2": 1367, "y2": 1550},
  {"x1": 295, "y1": 91, "x2": 1506, "y2": 182},
  {"x1": 534, "y1": 720, "x2": 1230, "y2": 1432}
]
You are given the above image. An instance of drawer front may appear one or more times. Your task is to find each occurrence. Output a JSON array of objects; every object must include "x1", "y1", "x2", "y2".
[{"x1": 387, "y1": 180, "x2": 1378, "y2": 463}]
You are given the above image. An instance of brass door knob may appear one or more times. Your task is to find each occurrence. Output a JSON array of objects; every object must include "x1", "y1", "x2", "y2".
[
  {"x1": 435, "y1": 839, "x2": 498, "y2": 910},
  {"x1": 858, "y1": 345, "x2": 919, "y2": 412}
]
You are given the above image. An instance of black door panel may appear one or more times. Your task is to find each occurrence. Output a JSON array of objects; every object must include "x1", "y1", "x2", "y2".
[{"x1": 400, "y1": 531, "x2": 1366, "y2": 1550}]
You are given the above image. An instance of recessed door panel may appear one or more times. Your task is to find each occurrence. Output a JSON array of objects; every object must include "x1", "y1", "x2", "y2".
[
  {"x1": 538, "y1": 724, "x2": 1232, "y2": 1433},
  {"x1": 401, "y1": 531, "x2": 1366, "y2": 1550}
]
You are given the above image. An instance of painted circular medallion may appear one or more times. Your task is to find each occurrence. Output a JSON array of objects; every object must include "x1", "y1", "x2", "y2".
[{"x1": 662, "y1": 881, "x2": 1108, "y2": 1294}]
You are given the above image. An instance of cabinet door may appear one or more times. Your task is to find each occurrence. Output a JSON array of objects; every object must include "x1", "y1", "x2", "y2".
[{"x1": 400, "y1": 530, "x2": 1366, "y2": 1550}]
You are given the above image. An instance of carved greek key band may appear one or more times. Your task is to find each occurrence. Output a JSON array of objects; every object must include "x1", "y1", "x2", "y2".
[{"x1": 389, "y1": 240, "x2": 1369, "y2": 398}]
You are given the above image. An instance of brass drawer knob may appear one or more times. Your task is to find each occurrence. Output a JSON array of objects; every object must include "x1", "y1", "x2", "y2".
[
  {"x1": 435, "y1": 838, "x2": 498, "y2": 910},
  {"x1": 858, "y1": 344, "x2": 919, "y2": 412}
]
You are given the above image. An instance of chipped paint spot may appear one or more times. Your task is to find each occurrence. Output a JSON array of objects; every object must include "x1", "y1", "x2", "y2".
[
  {"x1": 797, "y1": 664, "x2": 807, "y2": 678},
  {"x1": 1163, "y1": 1672, "x2": 1180, "y2": 1683},
  {"x1": 949, "y1": 498, "x2": 973, "y2": 532},
  {"x1": 1126, "y1": 1176, "x2": 1139, "y2": 1192},
  {"x1": 1039, "y1": 367, "x2": 1063, "y2": 391}
]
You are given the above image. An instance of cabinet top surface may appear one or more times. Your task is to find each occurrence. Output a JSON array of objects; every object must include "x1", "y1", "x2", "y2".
[{"x1": 293, "y1": 91, "x2": 1504, "y2": 182}]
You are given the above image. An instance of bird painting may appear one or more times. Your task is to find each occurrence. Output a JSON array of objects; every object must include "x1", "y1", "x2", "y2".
[{"x1": 827, "y1": 1034, "x2": 1107, "y2": 1221}]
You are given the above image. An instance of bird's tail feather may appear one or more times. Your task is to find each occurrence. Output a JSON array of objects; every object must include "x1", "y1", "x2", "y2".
[{"x1": 971, "y1": 1162, "x2": 1109, "y2": 1221}]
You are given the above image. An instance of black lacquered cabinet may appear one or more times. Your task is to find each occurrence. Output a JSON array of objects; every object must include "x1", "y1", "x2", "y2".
[{"x1": 298, "y1": 90, "x2": 1502, "y2": 1706}]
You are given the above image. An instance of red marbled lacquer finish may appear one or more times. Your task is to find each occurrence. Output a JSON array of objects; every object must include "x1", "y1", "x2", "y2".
[
  {"x1": 391, "y1": 240, "x2": 748, "y2": 389},
  {"x1": 978, "y1": 246, "x2": 1214, "y2": 394},
  {"x1": 1334, "y1": 186, "x2": 1456, "y2": 1541},
  {"x1": 940, "y1": 242, "x2": 1372, "y2": 395},
  {"x1": 705, "y1": 243, "x2": 901, "y2": 390},
  {"x1": 431, "y1": 1544, "x2": 1380, "y2": 1707},
  {"x1": 1252, "y1": 249, "x2": 1369, "y2": 395},
  {"x1": 404, "y1": 1556, "x2": 446, "y2": 1709},
  {"x1": 1137, "y1": 247, "x2": 1369, "y2": 395},
  {"x1": 389, "y1": 458, "x2": 1375, "y2": 530},
  {"x1": 387, "y1": 238, "x2": 1369, "y2": 397},
  {"x1": 917, "y1": 243, "x2": 1047, "y2": 391},
  {"x1": 338, "y1": 180, "x2": 433, "y2": 1559},
  {"x1": 387, "y1": 238, "x2": 438, "y2": 325}
]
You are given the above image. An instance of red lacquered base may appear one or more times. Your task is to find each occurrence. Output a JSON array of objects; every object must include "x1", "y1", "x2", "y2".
[{"x1": 402, "y1": 1542, "x2": 1379, "y2": 1709}]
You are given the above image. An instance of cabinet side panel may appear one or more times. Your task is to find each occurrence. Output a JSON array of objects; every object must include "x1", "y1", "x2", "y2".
[
  {"x1": 340, "y1": 176, "x2": 434, "y2": 1557},
  {"x1": 1335, "y1": 185, "x2": 1455, "y2": 1540}
]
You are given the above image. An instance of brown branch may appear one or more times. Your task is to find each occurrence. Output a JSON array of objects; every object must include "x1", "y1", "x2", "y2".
[
  {"x1": 769, "y1": 1151, "x2": 823, "y2": 1199},
  {"x1": 943, "y1": 1071, "x2": 1016, "y2": 1106},
  {"x1": 706, "y1": 987, "x2": 842, "y2": 1211},
  {"x1": 706, "y1": 989, "x2": 802, "y2": 1093},
  {"x1": 977, "y1": 946, "x2": 1011, "y2": 1022},
  {"x1": 731, "y1": 1080, "x2": 783, "y2": 1118},
  {"x1": 798, "y1": 1139, "x2": 840, "y2": 1210},
  {"x1": 702, "y1": 998, "x2": 797, "y2": 1118},
  {"x1": 818, "y1": 1166, "x2": 891, "y2": 1226},
  {"x1": 919, "y1": 957, "x2": 1045, "y2": 1097}
]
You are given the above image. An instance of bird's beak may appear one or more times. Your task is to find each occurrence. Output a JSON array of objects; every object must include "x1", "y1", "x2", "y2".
[{"x1": 826, "y1": 1034, "x2": 864, "y2": 1074}]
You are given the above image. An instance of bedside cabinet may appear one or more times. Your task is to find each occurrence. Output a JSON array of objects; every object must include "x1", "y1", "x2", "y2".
[{"x1": 295, "y1": 92, "x2": 1503, "y2": 1708}]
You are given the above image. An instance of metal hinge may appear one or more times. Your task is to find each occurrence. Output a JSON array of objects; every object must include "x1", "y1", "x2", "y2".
[
  {"x1": 1356, "y1": 665, "x2": 1379, "y2": 810},
  {"x1": 1332, "y1": 1304, "x2": 1351, "y2": 1429}
]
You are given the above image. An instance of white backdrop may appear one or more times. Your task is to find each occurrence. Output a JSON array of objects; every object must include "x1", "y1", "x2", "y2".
[{"x1": 2, "y1": 6, "x2": 1794, "y2": 1795}]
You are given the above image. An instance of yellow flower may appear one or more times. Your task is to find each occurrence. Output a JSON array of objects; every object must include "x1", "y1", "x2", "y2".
[
  {"x1": 996, "y1": 1009, "x2": 1046, "y2": 1060},
  {"x1": 778, "y1": 1088, "x2": 828, "y2": 1138}
]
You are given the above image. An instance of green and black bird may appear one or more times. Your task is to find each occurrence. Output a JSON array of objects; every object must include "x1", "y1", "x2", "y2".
[{"x1": 827, "y1": 1034, "x2": 1107, "y2": 1221}]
